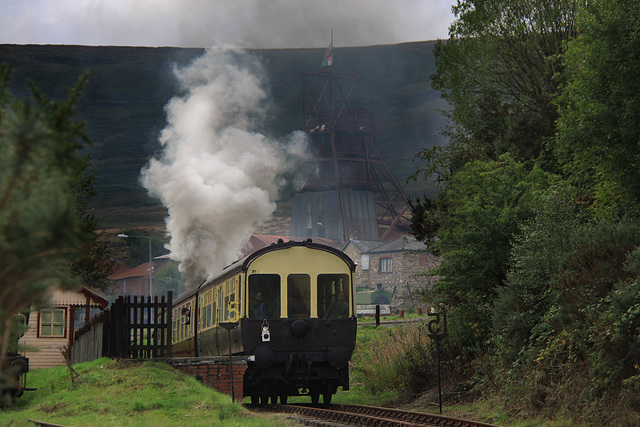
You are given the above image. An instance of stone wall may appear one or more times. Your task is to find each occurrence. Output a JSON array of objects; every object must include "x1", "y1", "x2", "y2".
[{"x1": 168, "y1": 357, "x2": 247, "y2": 402}]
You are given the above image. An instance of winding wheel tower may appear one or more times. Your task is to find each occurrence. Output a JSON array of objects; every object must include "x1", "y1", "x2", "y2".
[{"x1": 289, "y1": 70, "x2": 409, "y2": 242}]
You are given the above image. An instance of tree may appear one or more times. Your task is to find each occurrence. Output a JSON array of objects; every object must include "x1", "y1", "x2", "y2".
[
  {"x1": 554, "y1": 0, "x2": 640, "y2": 220},
  {"x1": 493, "y1": 182, "x2": 584, "y2": 364},
  {"x1": 154, "y1": 261, "x2": 181, "y2": 297},
  {"x1": 0, "y1": 64, "x2": 84, "y2": 374},
  {"x1": 27, "y1": 78, "x2": 116, "y2": 292},
  {"x1": 118, "y1": 230, "x2": 168, "y2": 267},
  {"x1": 0, "y1": 64, "x2": 114, "y2": 395},
  {"x1": 427, "y1": 155, "x2": 553, "y2": 351},
  {"x1": 68, "y1": 154, "x2": 116, "y2": 293},
  {"x1": 423, "y1": 0, "x2": 578, "y2": 182},
  {"x1": 410, "y1": 0, "x2": 640, "y2": 419}
]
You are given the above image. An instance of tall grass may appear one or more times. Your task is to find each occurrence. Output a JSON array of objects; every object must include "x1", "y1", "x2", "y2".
[{"x1": 351, "y1": 323, "x2": 436, "y2": 400}]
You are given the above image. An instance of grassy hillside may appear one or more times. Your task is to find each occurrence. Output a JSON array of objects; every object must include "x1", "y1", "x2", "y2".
[
  {"x1": 0, "y1": 358, "x2": 287, "y2": 426},
  {"x1": 0, "y1": 43, "x2": 446, "y2": 228},
  {"x1": 0, "y1": 328, "x2": 527, "y2": 426}
]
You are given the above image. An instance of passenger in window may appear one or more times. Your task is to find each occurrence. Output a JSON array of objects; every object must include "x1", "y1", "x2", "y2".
[
  {"x1": 288, "y1": 288, "x2": 308, "y2": 316},
  {"x1": 181, "y1": 307, "x2": 191, "y2": 325},
  {"x1": 252, "y1": 292, "x2": 272, "y2": 319},
  {"x1": 324, "y1": 291, "x2": 349, "y2": 319}
]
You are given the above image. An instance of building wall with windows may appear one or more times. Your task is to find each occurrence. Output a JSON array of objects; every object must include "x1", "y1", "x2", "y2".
[
  {"x1": 341, "y1": 236, "x2": 441, "y2": 307},
  {"x1": 19, "y1": 287, "x2": 108, "y2": 368}
]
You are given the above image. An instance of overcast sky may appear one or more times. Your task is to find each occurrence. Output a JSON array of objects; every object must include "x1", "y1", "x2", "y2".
[{"x1": 0, "y1": 0, "x2": 455, "y2": 48}]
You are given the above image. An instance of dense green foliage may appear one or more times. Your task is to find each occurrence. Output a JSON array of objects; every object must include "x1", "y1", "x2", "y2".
[
  {"x1": 554, "y1": 0, "x2": 640, "y2": 220},
  {"x1": 418, "y1": 0, "x2": 578, "y2": 181},
  {"x1": 118, "y1": 230, "x2": 169, "y2": 267},
  {"x1": 431, "y1": 156, "x2": 554, "y2": 351},
  {"x1": 411, "y1": 0, "x2": 640, "y2": 422},
  {"x1": 0, "y1": 64, "x2": 115, "y2": 404},
  {"x1": 154, "y1": 261, "x2": 181, "y2": 297},
  {"x1": 0, "y1": 64, "x2": 84, "y2": 402}
]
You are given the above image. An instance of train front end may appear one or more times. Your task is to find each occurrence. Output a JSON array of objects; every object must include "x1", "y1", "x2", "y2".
[{"x1": 240, "y1": 241, "x2": 357, "y2": 405}]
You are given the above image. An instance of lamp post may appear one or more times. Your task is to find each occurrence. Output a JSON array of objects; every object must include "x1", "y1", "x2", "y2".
[
  {"x1": 118, "y1": 233, "x2": 153, "y2": 297},
  {"x1": 317, "y1": 221, "x2": 328, "y2": 245}
]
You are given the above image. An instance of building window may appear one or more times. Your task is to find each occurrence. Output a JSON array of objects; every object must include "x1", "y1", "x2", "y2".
[
  {"x1": 379, "y1": 257, "x2": 393, "y2": 273},
  {"x1": 39, "y1": 308, "x2": 66, "y2": 337},
  {"x1": 361, "y1": 254, "x2": 369, "y2": 271}
]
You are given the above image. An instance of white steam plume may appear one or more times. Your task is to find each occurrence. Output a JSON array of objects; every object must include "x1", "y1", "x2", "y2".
[{"x1": 141, "y1": 48, "x2": 308, "y2": 288}]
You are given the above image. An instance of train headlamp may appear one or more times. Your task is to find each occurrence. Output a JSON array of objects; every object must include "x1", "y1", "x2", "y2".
[{"x1": 261, "y1": 322, "x2": 270, "y2": 342}]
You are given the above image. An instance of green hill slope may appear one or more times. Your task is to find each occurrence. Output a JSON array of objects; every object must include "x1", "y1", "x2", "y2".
[
  {"x1": 0, "y1": 358, "x2": 284, "y2": 426},
  {"x1": 0, "y1": 43, "x2": 446, "y2": 228}
]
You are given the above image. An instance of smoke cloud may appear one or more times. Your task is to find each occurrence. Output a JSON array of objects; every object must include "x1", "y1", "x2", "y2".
[
  {"x1": 141, "y1": 48, "x2": 308, "y2": 288},
  {"x1": 1, "y1": 0, "x2": 455, "y2": 48}
]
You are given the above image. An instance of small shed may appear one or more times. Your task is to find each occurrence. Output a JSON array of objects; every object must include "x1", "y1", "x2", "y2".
[{"x1": 19, "y1": 286, "x2": 108, "y2": 369}]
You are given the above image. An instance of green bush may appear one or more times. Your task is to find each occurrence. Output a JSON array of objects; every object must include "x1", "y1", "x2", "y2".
[{"x1": 494, "y1": 217, "x2": 640, "y2": 422}]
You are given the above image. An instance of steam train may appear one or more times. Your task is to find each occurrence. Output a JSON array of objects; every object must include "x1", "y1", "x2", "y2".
[{"x1": 170, "y1": 239, "x2": 357, "y2": 404}]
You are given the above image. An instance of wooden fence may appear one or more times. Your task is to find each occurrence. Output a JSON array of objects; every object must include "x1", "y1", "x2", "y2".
[
  {"x1": 108, "y1": 293, "x2": 173, "y2": 359},
  {"x1": 69, "y1": 292, "x2": 173, "y2": 364},
  {"x1": 70, "y1": 311, "x2": 109, "y2": 365}
]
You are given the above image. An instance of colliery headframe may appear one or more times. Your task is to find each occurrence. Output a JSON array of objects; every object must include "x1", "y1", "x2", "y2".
[{"x1": 290, "y1": 70, "x2": 410, "y2": 243}]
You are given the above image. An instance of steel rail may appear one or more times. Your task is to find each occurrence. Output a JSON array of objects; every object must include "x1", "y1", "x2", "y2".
[
  {"x1": 259, "y1": 403, "x2": 502, "y2": 427},
  {"x1": 26, "y1": 419, "x2": 70, "y2": 427}
]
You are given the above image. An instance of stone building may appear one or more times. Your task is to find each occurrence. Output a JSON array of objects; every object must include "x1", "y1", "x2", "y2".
[{"x1": 340, "y1": 235, "x2": 440, "y2": 308}]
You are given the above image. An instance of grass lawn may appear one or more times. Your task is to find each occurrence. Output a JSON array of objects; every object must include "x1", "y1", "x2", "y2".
[{"x1": 0, "y1": 358, "x2": 290, "y2": 427}]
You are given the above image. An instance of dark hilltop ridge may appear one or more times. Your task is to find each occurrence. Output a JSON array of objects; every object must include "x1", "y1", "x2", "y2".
[{"x1": 0, "y1": 42, "x2": 446, "y2": 228}]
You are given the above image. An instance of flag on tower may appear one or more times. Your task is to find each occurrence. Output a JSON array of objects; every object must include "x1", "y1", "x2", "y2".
[{"x1": 321, "y1": 33, "x2": 333, "y2": 67}]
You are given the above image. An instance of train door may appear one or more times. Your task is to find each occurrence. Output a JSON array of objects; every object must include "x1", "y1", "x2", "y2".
[{"x1": 287, "y1": 274, "x2": 311, "y2": 318}]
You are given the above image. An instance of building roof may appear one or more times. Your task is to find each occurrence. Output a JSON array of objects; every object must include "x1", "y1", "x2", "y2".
[
  {"x1": 341, "y1": 235, "x2": 429, "y2": 254},
  {"x1": 341, "y1": 239, "x2": 383, "y2": 254},
  {"x1": 243, "y1": 235, "x2": 342, "y2": 257},
  {"x1": 49, "y1": 286, "x2": 108, "y2": 308},
  {"x1": 109, "y1": 261, "x2": 155, "y2": 280},
  {"x1": 368, "y1": 236, "x2": 428, "y2": 253},
  {"x1": 242, "y1": 234, "x2": 291, "y2": 257}
]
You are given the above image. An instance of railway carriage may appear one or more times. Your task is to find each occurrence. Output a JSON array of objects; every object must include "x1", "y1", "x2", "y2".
[{"x1": 171, "y1": 239, "x2": 357, "y2": 404}]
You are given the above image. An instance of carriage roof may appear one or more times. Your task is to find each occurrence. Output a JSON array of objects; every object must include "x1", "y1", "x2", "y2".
[{"x1": 173, "y1": 239, "x2": 355, "y2": 305}]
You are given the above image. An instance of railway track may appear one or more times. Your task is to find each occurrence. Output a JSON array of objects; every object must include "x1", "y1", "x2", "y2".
[{"x1": 255, "y1": 403, "x2": 501, "y2": 427}]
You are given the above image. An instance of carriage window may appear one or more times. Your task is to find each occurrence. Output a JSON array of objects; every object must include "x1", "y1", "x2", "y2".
[
  {"x1": 287, "y1": 274, "x2": 310, "y2": 318},
  {"x1": 248, "y1": 274, "x2": 281, "y2": 319},
  {"x1": 180, "y1": 303, "x2": 192, "y2": 338},
  {"x1": 172, "y1": 310, "x2": 178, "y2": 341},
  {"x1": 317, "y1": 274, "x2": 351, "y2": 319},
  {"x1": 224, "y1": 293, "x2": 237, "y2": 321},
  {"x1": 203, "y1": 302, "x2": 212, "y2": 328}
]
